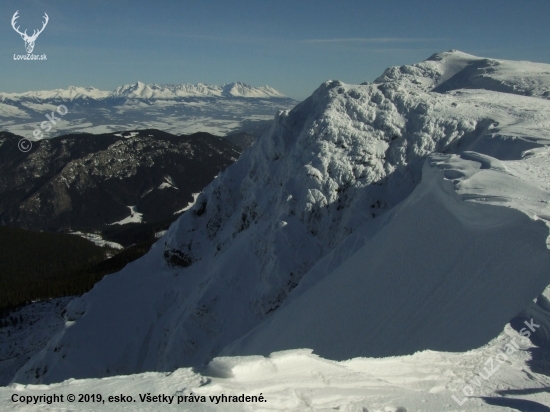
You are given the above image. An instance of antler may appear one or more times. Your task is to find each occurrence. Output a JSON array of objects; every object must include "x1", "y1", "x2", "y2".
[
  {"x1": 28, "y1": 13, "x2": 49, "y2": 40},
  {"x1": 11, "y1": 11, "x2": 27, "y2": 37}
]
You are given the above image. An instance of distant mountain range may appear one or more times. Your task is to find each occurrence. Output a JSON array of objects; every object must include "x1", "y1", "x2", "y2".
[
  {"x1": 0, "y1": 81, "x2": 286, "y2": 101},
  {"x1": 0, "y1": 81, "x2": 298, "y2": 138}
]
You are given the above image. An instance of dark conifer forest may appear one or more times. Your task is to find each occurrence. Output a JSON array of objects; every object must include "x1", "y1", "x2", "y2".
[{"x1": 0, "y1": 226, "x2": 153, "y2": 314}]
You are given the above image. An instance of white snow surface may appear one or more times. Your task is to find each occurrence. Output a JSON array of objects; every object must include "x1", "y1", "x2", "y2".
[
  {"x1": 69, "y1": 232, "x2": 124, "y2": 250},
  {"x1": 8, "y1": 50, "x2": 550, "y2": 409},
  {"x1": 109, "y1": 206, "x2": 143, "y2": 225},
  {"x1": 173, "y1": 192, "x2": 201, "y2": 215},
  {"x1": 158, "y1": 176, "x2": 179, "y2": 191},
  {"x1": 223, "y1": 151, "x2": 550, "y2": 359},
  {"x1": 3, "y1": 332, "x2": 550, "y2": 411}
]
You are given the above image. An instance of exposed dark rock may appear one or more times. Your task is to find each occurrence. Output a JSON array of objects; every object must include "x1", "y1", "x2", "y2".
[{"x1": 0, "y1": 129, "x2": 241, "y2": 240}]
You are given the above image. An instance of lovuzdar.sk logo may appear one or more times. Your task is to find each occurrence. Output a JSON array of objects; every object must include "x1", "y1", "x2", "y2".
[{"x1": 11, "y1": 10, "x2": 48, "y2": 61}]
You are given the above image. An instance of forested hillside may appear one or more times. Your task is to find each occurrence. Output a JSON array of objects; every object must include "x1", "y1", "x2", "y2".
[{"x1": 0, "y1": 226, "x2": 148, "y2": 312}]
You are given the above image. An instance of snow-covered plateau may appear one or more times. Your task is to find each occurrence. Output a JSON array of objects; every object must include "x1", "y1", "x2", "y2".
[
  {"x1": 0, "y1": 81, "x2": 297, "y2": 137},
  {"x1": 4, "y1": 50, "x2": 550, "y2": 411}
]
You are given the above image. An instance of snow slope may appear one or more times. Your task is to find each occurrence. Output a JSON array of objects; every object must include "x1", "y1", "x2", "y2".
[
  {"x1": 0, "y1": 298, "x2": 72, "y2": 386},
  {"x1": 10, "y1": 51, "x2": 550, "y2": 401},
  {"x1": 223, "y1": 151, "x2": 550, "y2": 359},
  {"x1": 3, "y1": 328, "x2": 550, "y2": 411},
  {"x1": 377, "y1": 49, "x2": 550, "y2": 99}
]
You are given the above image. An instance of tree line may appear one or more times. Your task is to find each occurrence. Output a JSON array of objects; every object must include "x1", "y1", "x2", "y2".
[{"x1": 0, "y1": 226, "x2": 154, "y2": 317}]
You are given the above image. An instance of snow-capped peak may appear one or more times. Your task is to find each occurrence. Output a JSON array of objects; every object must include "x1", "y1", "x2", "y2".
[
  {"x1": 221, "y1": 82, "x2": 286, "y2": 97},
  {"x1": 0, "y1": 86, "x2": 111, "y2": 101},
  {"x1": 375, "y1": 49, "x2": 550, "y2": 98},
  {"x1": 111, "y1": 81, "x2": 156, "y2": 99},
  {"x1": 0, "y1": 82, "x2": 288, "y2": 102}
]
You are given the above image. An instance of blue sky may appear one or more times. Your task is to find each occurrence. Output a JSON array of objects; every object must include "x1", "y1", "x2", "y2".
[{"x1": 1, "y1": 0, "x2": 549, "y2": 100}]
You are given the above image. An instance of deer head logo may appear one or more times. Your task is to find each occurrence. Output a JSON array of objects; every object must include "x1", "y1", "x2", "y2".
[{"x1": 11, "y1": 11, "x2": 49, "y2": 54}]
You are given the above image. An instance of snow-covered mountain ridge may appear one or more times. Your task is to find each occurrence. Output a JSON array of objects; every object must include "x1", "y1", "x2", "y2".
[
  {"x1": 0, "y1": 82, "x2": 295, "y2": 137},
  {"x1": 376, "y1": 49, "x2": 550, "y2": 99},
  {"x1": 0, "y1": 81, "x2": 285, "y2": 102},
  {"x1": 11, "y1": 51, "x2": 550, "y2": 392}
]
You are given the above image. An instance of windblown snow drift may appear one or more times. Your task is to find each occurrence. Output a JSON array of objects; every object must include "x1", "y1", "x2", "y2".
[{"x1": 13, "y1": 50, "x2": 550, "y2": 384}]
